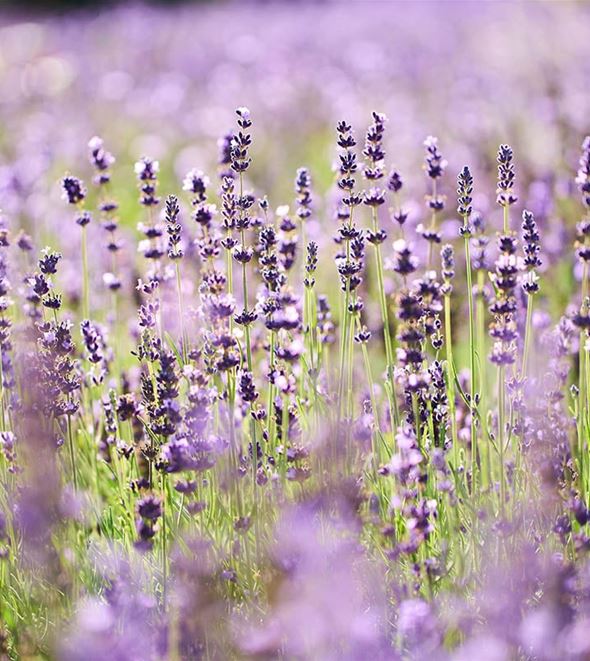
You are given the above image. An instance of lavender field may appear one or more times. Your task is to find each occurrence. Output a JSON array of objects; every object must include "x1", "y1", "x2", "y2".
[{"x1": 1, "y1": 1, "x2": 590, "y2": 659}]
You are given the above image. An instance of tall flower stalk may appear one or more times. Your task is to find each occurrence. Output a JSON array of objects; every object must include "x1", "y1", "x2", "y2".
[
  {"x1": 520, "y1": 210, "x2": 541, "y2": 377},
  {"x1": 231, "y1": 107, "x2": 256, "y2": 373},
  {"x1": 219, "y1": 166, "x2": 240, "y2": 492},
  {"x1": 472, "y1": 211, "x2": 490, "y2": 482},
  {"x1": 363, "y1": 112, "x2": 399, "y2": 432},
  {"x1": 135, "y1": 157, "x2": 163, "y2": 339},
  {"x1": 164, "y1": 194, "x2": 188, "y2": 363},
  {"x1": 490, "y1": 144, "x2": 518, "y2": 514},
  {"x1": 230, "y1": 107, "x2": 259, "y2": 485},
  {"x1": 440, "y1": 244, "x2": 458, "y2": 466},
  {"x1": 304, "y1": 240, "x2": 320, "y2": 413},
  {"x1": 295, "y1": 168, "x2": 319, "y2": 408},
  {"x1": 61, "y1": 175, "x2": 90, "y2": 319},
  {"x1": 335, "y1": 120, "x2": 362, "y2": 434},
  {"x1": 457, "y1": 166, "x2": 479, "y2": 486},
  {"x1": 88, "y1": 136, "x2": 120, "y2": 319},
  {"x1": 420, "y1": 136, "x2": 447, "y2": 269},
  {"x1": 259, "y1": 216, "x2": 280, "y2": 445}
]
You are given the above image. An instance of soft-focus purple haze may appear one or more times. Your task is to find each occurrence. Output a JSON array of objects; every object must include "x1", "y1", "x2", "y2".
[{"x1": 1, "y1": 1, "x2": 589, "y2": 220}]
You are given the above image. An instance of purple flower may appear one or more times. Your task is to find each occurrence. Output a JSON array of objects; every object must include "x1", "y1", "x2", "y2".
[
  {"x1": 423, "y1": 135, "x2": 447, "y2": 179},
  {"x1": 457, "y1": 165, "x2": 473, "y2": 223},
  {"x1": 497, "y1": 144, "x2": 518, "y2": 207},
  {"x1": 575, "y1": 135, "x2": 590, "y2": 210},
  {"x1": 61, "y1": 175, "x2": 86, "y2": 205},
  {"x1": 88, "y1": 136, "x2": 115, "y2": 185}
]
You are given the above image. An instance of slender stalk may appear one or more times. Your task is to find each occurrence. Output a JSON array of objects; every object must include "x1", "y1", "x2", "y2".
[
  {"x1": 146, "y1": 206, "x2": 164, "y2": 342},
  {"x1": 444, "y1": 293, "x2": 459, "y2": 469},
  {"x1": 242, "y1": 263, "x2": 252, "y2": 371},
  {"x1": 498, "y1": 365, "x2": 506, "y2": 517},
  {"x1": 267, "y1": 329, "x2": 276, "y2": 449},
  {"x1": 412, "y1": 392, "x2": 422, "y2": 451},
  {"x1": 225, "y1": 202, "x2": 240, "y2": 514},
  {"x1": 235, "y1": 175, "x2": 259, "y2": 524},
  {"x1": 303, "y1": 279, "x2": 321, "y2": 432},
  {"x1": 67, "y1": 412, "x2": 78, "y2": 491},
  {"x1": 226, "y1": 235, "x2": 233, "y2": 309},
  {"x1": 464, "y1": 236, "x2": 478, "y2": 487},
  {"x1": 175, "y1": 262, "x2": 188, "y2": 363},
  {"x1": 346, "y1": 299, "x2": 355, "y2": 450},
  {"x1": 281, "y1": 393, "x2": 289, "y2": 476},
  {"x1": 161, "y1": 472, "x2": 167, "y2": 606},
  {"x1": 427, "y1": 180, "x2": 437, "y2": 269},
  {"x1": 81, "y1": 224, "x2": 89, "y2": 319},
  {"x1": 227, "y1": 372, "x2": 242, "y2": 516},
  {"x1": 476, "y1": 268, "x2": 490, "y2": 486},
  {"x1": 238, "y1": 171, "x2": 253, "y2": 373},
  {"x1": 357, "y1": 326, "x2": 380, "y2": 437},
  {"x1": 521, "y1": 294, "x2": 534, "y2": 377},
  {"x1": 146, "y1": 359, "x2": 159, "y2": 490},
  {"x1": 337, "y1": 241, "x2": 352, "y2": 429},
  {"x1": 497, "y1": 204, "x2": 510, "y2": 512},
  {"x1": 370, "y1": 207, "x2": 399, "y2": 432}
]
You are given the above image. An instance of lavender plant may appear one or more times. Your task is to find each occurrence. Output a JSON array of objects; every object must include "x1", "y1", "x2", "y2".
[{"x1": 1, "y1": 4, "x2": 590, "y2": 656}]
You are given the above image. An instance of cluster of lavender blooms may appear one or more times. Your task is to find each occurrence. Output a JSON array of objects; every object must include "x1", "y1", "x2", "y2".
[{"x1": 0, "y1": 97, "x2": 588, "y2": 659}]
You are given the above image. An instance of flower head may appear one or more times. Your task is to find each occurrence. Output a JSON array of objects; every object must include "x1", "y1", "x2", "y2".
[{"x1": 61, "y1": 175, "x2": 86, "y2": 205}]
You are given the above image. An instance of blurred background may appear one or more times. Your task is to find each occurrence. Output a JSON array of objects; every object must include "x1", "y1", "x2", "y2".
[
  {"x1": 0, "y1": 0, "x2": 201, "y2": 9},
  {"x1": 0, "y1": 0, "x2": 589, "y2": 251}
]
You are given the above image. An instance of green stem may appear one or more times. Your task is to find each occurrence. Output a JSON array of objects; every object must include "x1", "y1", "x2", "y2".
[
  {"x1": 175, "y1": 262, "x2": 188, "y2": 364},
  {"x1": 464, "y1": 236, "x2": 477, "y2": 489},
  {"x1": 521, "y1": 293, "x2": 534, "y2": 378},
  {"x1": 337, "y1": 246, "x2": 352, "y2": 430},
  {"x1": 427, "y1": 179, "x2": 437, "y2": 269},
  {"x1": 476, "y1": 268, "x2": 490, "y2": 487},
  {"x1": 370, "y1": 208, "x2": 399, "y2": 433},
  {"x1": 346, "y1": 302, "x2": 355, "y2": 450},
  {"x1": 498, "y1": 365, "x2": 506, "y2": 517},
  {"x1": 67, "y1": 412, "x2": 78, "y2": 491},
  {"x1": 81, "y1": 224, "x2": 89, "y2": 319},
  {"x1": 412, "y1": 392, "x2": 421, "y2": 451},
  {"x1": 226, "y1": 238, "x2": 233, "y2": 307},
  {"x1": 161, "y1": 472, "x2": 167, "y2": 606},
  {"x1": 444, "y1": 294, "x2": 459, "y2": 472},
  {"x1": 267, "y1": 330, "x2": 276, "y2": 450},
  {"x1": 357, "y1": 324, "x2": 380, "y2": 439},
  {"x1": 227, "y1": 372, "x2": 242, "y2": 516}
]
